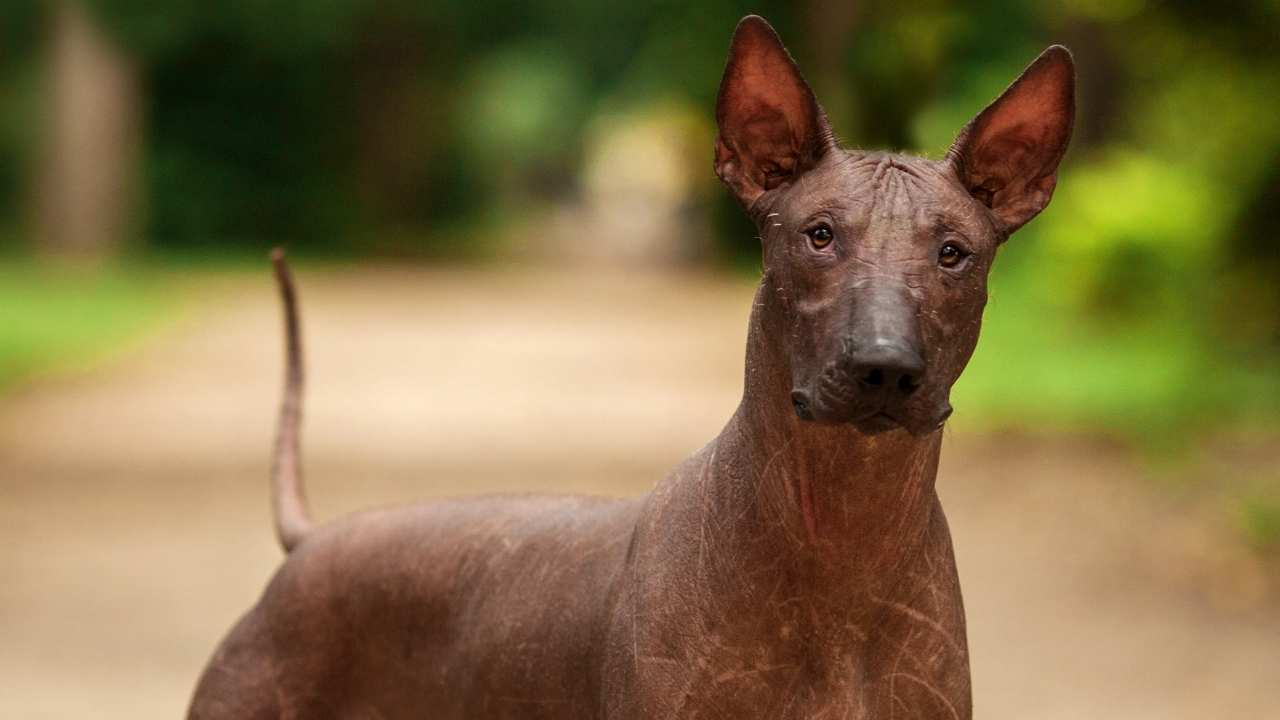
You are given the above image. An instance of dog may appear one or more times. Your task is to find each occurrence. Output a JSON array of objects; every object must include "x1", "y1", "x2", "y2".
[{"x1": 188, "y1": 15, "x2": 1073, "y2": 719}]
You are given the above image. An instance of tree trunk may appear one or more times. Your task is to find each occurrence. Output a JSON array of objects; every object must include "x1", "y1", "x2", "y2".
[{"x1": 36, "y1": 1, "x2": 139, "y2": 258}]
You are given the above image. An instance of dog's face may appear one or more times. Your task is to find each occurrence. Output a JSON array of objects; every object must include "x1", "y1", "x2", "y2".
[{"x1": 714, "y1": 16, "x2": 1074, "y2": 435}]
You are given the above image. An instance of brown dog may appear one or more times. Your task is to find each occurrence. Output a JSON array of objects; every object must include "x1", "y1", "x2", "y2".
[{"x1": 188, "y1": 15, "x2": 1073, "y2": 719}]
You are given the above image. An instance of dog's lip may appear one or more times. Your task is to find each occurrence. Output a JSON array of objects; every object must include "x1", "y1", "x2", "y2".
[
  {"x1": 853, "y1": 406, "x2": 953, "y2": 436},
  {"x1": 806, "y1": 381, "x2": 951, "y2": 434},
  {"x1": 853, "y1": 409, "x2": 902, "y2": 430}
]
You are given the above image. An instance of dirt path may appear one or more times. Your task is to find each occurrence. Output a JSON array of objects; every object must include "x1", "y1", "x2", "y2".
[{"x1": 2, "y1": 266, "x2": 1276, "y2": 718}]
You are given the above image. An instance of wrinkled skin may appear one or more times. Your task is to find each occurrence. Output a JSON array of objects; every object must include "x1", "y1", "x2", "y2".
[{"x1": 189, "y1": 15, "x2": 1073, "y2": 720}]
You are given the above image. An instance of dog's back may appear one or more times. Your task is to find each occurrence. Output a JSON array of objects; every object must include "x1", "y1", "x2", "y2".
[{"x1": 190, "y1": 495, "x2": 640, "y2": 719}]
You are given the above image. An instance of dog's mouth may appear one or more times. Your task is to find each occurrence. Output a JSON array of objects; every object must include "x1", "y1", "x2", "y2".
[
  {"x1": 793, "y1": 378, "x2": 953, "y2": 436},
  {"x1": 830, "y1": 404, "x2": 952, "y2": 436},
  {"x1": 854, "y1": 405, "x2": 953, "y2": 434},
  {"x1": 794, "y1": 386, "x2": 905, "y2": 430},
  {"x1": 853, "y1": 411, "x2": 902, "y2": 434}
]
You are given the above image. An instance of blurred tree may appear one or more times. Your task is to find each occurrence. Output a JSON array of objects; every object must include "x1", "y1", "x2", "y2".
[
  {"x1": 36, "y1": 1, "x2": 139, "y2": 257},
  {"x1": 0, "y1": 2, "x2": 44, "y2": 246}
]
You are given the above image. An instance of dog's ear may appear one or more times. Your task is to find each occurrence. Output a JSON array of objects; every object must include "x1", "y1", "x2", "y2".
[
  {"x1": 714, "y1": 15, "x2": 834, "y2": 209},
  {"x1": 948, "y1": 45, "x2": 1075, "y2": 235}
]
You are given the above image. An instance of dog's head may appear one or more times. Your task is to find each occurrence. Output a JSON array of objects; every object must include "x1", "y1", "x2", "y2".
[{"x1": 715, "y1": 16, "x2": 1074, "y2": 435}]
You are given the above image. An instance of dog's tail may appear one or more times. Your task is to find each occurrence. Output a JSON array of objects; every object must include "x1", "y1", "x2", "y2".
[{"x1": 270, "y1": 248, "x2": 312, "y2": 553}]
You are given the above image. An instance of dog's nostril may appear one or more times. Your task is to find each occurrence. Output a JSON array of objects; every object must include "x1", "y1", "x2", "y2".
[
  {"x1": 898, "y1": 374, "x2": 919, "y2": 394},
  {"x1": 859, "y1": 366, "x2": 918, "y2": 394},
  {"x1": 849, "y1": 338, "x2": 926, "y2": 396}
]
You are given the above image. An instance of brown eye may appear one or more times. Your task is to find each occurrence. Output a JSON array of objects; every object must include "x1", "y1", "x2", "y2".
[
  {"x1": 938, "y1": 242, "x2": 969, "y2": 269},
  {"x1": 805, "y1": 224, "x2": 834, "y2": 249}
]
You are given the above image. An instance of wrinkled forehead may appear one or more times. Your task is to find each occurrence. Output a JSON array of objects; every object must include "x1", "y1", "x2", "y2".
[{"x1": 769, "y1": 151, "x2": 995, "y2": 240}]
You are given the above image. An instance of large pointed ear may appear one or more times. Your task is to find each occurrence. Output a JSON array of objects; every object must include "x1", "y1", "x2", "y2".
[
  {"x1": 714, "y1": 16, "x2": 834, "y2": 210},
  {"x1": 947, "y1": 45, "x2": 1075, "y2": 235}
]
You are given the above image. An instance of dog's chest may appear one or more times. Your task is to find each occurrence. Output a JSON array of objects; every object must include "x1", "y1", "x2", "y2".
[
  {"x1": 617, "y1": 633, "x2": 871, "y2": 719},
  {"x1": 618, "y1": 645, "x2": 965, "y2": 719},
  {"x1": 603, "y1": 578, "x2": 970, "y2": 719}
]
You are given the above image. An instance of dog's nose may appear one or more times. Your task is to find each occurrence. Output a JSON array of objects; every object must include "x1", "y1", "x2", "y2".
[{"x1": 848, "y1": 339, "x2": 925, "y2": 395}]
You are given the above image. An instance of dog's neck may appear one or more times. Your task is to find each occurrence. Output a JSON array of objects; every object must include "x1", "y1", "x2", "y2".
[{"x1": 711, "y1": 282, "x2": 945, "y2": 596}]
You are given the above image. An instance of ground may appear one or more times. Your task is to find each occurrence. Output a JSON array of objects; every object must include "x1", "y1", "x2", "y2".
[{"x1": 2, "y1": 265, "x2": 1277, "y2": 718}]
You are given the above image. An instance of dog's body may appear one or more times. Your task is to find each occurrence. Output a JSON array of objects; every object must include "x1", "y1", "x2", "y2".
[
  {"x1": 192, "y1": 331, "x2": 964, "y2": 719},
  {"x1": 190, "y1": 16, "x2": 1074, "y2": 720}
]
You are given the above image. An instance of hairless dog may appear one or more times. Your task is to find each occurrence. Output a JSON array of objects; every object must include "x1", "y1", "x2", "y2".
[{"x1": 189, "y1": 15, "x2": 1073, "y2": 719}]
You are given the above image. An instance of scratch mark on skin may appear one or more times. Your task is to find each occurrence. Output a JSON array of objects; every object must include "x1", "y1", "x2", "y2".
[
  {"x1": 631, "y1": 594, "x2": 640, "y2": 678},
  {"x1": 887, "y1": 627, "x2": 914, "y2": 720},
  {"x1": 711, "y1": 663, "x2": 795, "y2": 684},
  {"x1": 871, "y1": 595, "x2": 962, "y2": 654},
  {"x1": 637, "y1": 655, "x2": 680, "y2": 667},
  {"x1": 842, "y1": 622, "x2": 868, "y2": 642},
  {"x1": 497, "y1": 696, "x2": 570, "y2": 707},
  {"x1": 697, "y1": 449, "x2": 718, "y2": 577},
  {"x1": 795, "y1": 293, "x2": 841, "y2": 315},
  {"x1": 666, "y1": 657, "x2": 708, "y2": 720},
  {"x1": 887, "y1": 672, "x2": 961, "y2": 720},
  {"x1": 798, "y1": 468, "x2": 818, "y2": 544},
  {"x1": 760, "y1": 437, "x2": 794, "y2": 504}
]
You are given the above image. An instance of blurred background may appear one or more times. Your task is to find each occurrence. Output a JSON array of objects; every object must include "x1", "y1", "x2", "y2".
[{"x1": 1, "y1": 0, "x2": 1278, "y2": 717}]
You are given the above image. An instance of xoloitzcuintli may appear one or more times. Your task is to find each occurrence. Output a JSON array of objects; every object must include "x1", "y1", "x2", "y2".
[{"x1": 189, "y1": 15, "x2": 1074, "y2": 719}]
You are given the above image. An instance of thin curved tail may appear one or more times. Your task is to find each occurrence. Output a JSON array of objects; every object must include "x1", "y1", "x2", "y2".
[{"x1": 270, "y1": 248, "x2": 312, "y2": 553}]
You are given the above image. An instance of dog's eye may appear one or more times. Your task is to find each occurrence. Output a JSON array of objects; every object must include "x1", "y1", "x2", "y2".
[
  {"x1": 938, "y1": 242, "x2": 970, "y2": 269},
  {"x1": 804, "y1": 224, "x2": 834, "y2": 250}
]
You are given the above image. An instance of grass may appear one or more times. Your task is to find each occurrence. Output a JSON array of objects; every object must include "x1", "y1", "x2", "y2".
[
  {"x1": 1240, "y1": 495, "x2": 1280, "y2": 552},
  {"x1": 0, "y1": 243, "x2": 420, "y2": 399},
  {"x1": 0, "y1": 248, "x2": 347, "y2": 395},
  {"x1": 0, "y1": 260, "x2": 183, "y2": 393}
]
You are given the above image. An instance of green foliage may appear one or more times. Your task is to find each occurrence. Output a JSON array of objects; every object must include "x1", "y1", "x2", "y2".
[{"x1": 455, "y1": 43, "x2": 587, "y2": 199}]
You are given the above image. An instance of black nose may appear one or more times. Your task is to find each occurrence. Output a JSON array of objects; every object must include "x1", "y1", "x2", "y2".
[{"x1": 848, "y1": 339, "x2": 925, "y2": 395}]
